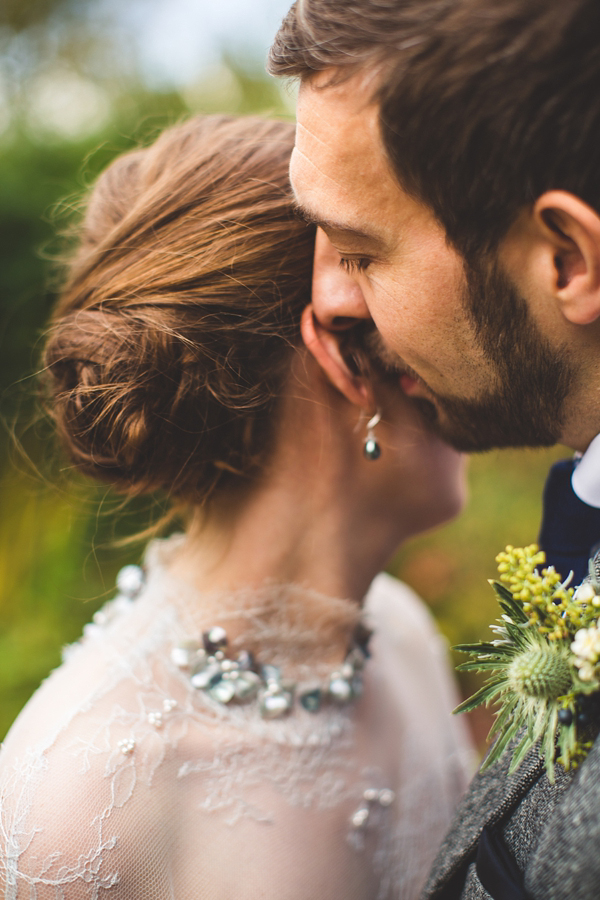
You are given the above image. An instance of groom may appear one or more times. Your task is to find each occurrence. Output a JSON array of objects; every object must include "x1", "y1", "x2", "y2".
[{"x1": 270, "y1": 1, "x2": 600, "y2": 898}]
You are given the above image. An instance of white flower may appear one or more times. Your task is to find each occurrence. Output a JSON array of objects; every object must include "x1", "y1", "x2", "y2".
[
  {"x1": 574, "y1": 582, "x2": 597, "y2": 604},
  {"x1": 571, "y1": 626, "x2": 600, "y2": 663},
  {"x1": 577, "y1": 662, "x2": 596, "y2": 682}
]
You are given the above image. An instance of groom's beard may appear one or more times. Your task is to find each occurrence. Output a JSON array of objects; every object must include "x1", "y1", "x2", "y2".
[{"x1": 368, "y1": 259, "x2": 575, "y2": 453}]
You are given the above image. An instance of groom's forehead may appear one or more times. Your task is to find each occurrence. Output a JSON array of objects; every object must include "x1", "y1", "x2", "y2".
[
  {"x1": 291, "y1": 71, "x2": 402, "y2": 247},
  {"x1": 294, "y1": 71, "x2": 384, "y2": 187}
]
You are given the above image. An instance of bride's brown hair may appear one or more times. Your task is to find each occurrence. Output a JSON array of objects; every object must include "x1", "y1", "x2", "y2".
[{"x1": 43, "y1": 115, "x2": 315, "y2": 504}]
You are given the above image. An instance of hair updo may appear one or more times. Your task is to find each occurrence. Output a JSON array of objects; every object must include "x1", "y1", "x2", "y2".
[{"x1": 43, "y1": 115, "x2": 315, "y2": 505}]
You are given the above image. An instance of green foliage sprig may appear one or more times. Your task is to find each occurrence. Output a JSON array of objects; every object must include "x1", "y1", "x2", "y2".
[{"x1": 455, "y1": 545, "x2": 600, "y2": 782}]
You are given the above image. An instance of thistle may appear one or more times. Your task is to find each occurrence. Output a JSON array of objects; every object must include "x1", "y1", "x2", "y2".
[{"x1": 455, "y1": 545, "x2": 600, "y2": 782}]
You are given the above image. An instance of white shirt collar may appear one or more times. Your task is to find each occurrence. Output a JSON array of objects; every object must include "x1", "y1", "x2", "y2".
[{"x1": 572, "y1": 432, "x2": 600, "y2": 508}]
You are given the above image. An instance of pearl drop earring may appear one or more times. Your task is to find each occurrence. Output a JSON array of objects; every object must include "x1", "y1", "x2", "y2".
[{"x1": 363, "y1": 410, "x2": 382, "y2": 461}]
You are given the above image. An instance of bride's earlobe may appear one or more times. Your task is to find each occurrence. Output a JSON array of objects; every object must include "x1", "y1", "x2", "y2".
[{"x1": 300, "y1": 305, "x2": 373, "y2": 409}]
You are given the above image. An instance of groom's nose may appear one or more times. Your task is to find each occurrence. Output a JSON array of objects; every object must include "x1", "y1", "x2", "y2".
[{"x1": 311, "y1": 228, "x2": 372, "y2": 331}]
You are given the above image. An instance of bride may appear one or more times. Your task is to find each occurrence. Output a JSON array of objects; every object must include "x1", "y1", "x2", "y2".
[{"x1": 0, "y1": 115, "x2": 473, "y2": 899}]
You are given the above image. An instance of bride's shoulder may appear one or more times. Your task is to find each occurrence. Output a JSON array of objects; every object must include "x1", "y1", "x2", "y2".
[
  {"x1": 365, "y1": 573, "x2": 475, "y2": 775},
  {"x1": 365, "y1": 571, "x2": 444, "y2": 647}
]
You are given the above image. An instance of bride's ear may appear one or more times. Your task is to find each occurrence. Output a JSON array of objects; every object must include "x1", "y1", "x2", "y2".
[{"x1": 300, "y1": 305, "x2": 373, "y2": 408}]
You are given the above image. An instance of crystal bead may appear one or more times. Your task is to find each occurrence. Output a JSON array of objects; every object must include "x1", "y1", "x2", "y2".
[
  {"x1": 171, "y1": 641, "x2": 205, "y2": 670},
  {"x1": 261, "y1": 664, "x2": 282, "y2": 686},
  {"x1": 329, "y1": 675, "x2": 352, "y2": 704},
  {"x1": 351, "y1": 674, "x2": 364, "y2": 697},
  {"x1": 341, "y1": 662, "x2": 355, "y2": 680},
  {"x1": 116, "y1": 565, "x2": 144, "y2": 599},
  {"x1": 220, "y1": 659, "x2": 238, "y2": 672},
  {"x1": 208, "y1": 679, "x2": 236, "y2": 704},
  {"x1": 237, "y1": 650, "x2": 255, "y2": 671},
  {"x1": 378, "y1": 789, "x2": 395, "y2": 807},
  {"x1": 351, "y1": 807, "x2": 370, "y2": 829},
  {"x1": 345, "y1": 648, "x2": 366, "y2": 671},
  {"x1": 299, "y1": 687, "x2": 322, "y2": 713},
  {"x1": 190, "y1": 664, "x2": 222, "y2": 690},
  {"x1": 259, "y1": 689, "x2": 292, "y2": 719},
  {"x1": 203, "y1": 626, "x2": 228, "y2": 653},
  {"x1": 234, "y1": 671, "x2": 261, "y2": 701}
]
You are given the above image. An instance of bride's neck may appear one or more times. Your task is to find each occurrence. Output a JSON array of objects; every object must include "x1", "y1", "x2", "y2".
[
  {"x1": 169, "y1": 367, "x2": 407, "y2": 612},
  {"x1": 173, "y1": 472, "x2": 393, "y2": 607}
]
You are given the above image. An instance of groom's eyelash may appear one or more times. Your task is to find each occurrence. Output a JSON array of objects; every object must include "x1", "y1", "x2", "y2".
[{"x1": 338, "y1": 257, "x2": 371, "y2": 274}]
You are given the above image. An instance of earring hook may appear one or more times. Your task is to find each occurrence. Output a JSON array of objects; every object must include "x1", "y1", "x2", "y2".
[{"x1": 364, "y1": 407, "x2": 382, "y2": 461}]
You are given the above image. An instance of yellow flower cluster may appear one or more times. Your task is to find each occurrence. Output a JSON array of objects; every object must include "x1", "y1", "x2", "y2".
[{"x1": 495, "y1": 544, "x2": 576, "y2": 640}]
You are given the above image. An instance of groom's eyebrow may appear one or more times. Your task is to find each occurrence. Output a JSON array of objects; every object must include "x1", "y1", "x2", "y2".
[{"x1": 294, "y1": 206, "x2": 382, "y2": 247}]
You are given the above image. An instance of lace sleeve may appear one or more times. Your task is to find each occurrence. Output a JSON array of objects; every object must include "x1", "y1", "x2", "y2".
[{"x1": 0, "y1": 556, "x2": 473, "y2": 900}]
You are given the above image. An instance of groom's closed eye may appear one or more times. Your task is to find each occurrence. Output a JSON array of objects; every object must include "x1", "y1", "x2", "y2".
[
  {"x1": 338, "y1": 257, "x2": 372, "y2": 274},
  {"x1": 294, "y1": 205, "x2": 385, "y2": 255}
]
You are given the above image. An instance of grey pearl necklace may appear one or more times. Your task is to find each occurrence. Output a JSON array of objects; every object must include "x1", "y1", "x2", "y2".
[{"x1": 171, "y1": 622, "x2": 372, "y2": 719}]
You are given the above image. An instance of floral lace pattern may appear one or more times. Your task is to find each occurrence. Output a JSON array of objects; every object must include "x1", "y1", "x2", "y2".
[{"x1": 0, "y1": 537, "x2": 473, "y2": 899}]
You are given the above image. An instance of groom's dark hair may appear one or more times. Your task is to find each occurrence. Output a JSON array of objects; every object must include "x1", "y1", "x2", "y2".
[{"x1": 269, "y1": 0, "x2": 600, "y2": 260}]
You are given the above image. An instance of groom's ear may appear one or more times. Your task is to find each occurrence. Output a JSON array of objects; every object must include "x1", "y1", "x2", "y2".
[{"x1": 531, "y1": 191, "x2": 600, "y2": 326}]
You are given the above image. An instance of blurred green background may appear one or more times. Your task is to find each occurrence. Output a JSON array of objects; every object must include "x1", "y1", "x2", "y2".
[{"x1": 0, "y1": 0, "x2": 568, "y2": 747}]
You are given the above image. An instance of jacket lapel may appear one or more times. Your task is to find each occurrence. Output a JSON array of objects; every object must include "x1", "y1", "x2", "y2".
[{"x1": 423, "y1": 747, "x2": 545, "y2": 899}]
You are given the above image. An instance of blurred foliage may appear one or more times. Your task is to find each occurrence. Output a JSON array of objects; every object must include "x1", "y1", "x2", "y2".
[
  {"x1": 0, "y1": 39, "x2": 292, "y2": 738},
  {"x1": 1, "y1": 0, "x2": 73, "y2": 31},
  {"x1": 0, "y1": 4, "x2": 570, "y2": 750},
  {"x1": 392, "y1": 444, "x2": 568, "y2": 747}
]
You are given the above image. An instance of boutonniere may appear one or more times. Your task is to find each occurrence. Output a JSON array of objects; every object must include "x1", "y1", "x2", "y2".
[{"x1": 455, "y1": 545, "x2": 600, "y2": 782}]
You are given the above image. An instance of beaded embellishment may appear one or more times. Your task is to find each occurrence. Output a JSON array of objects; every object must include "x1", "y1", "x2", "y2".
[{"x1": 171, "y1": 622, "x2": 371, "y2": 719}]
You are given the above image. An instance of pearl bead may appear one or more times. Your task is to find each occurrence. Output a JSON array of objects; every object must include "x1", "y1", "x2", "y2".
[
  {"x1": 329, "y1": 676, "x2": 352, "y2": 704},
  {"x1": 363, "y1": 438, "x2": 381, "y2": 461},
  {"x1": 378, "y1": 789, "x2": 395, "y2": 807},
  {"x1": 259, "y1": 690, "x2": 292, "y2": 719},
  {"x1": 351, "y1": 807, "x2": 370, "y2": 829},
  {"x1": 116, "y1": 565, "x2": 144, "y2": 598}
]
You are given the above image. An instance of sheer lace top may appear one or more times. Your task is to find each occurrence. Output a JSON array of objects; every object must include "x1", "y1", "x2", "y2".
[{"x1": 0, "y1": 536, "x2": 473, "y2": 900}]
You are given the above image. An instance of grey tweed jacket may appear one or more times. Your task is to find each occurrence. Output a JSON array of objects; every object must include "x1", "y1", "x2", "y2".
[{"x1": 422, "y1": 734, "x2": 600, "y2": 899}]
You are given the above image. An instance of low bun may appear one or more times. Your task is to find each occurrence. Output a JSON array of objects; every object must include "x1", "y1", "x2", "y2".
[
  {"x1": 46, "y1": 308, "x2": 183, "y2": 493},
  {"x1": 44, "y1": 116, "x2": 315, "y2": 504}
]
